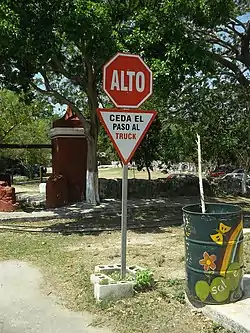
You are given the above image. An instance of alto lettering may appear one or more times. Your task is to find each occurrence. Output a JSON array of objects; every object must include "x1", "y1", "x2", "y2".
[{"x1": 110, "y1": 70, "x2": 145, "y2": 92}]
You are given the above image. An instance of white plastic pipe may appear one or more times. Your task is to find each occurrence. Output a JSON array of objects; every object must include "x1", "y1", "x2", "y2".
[{"x1": 197, "y1": 134, "x2": 206, "y2": 213}]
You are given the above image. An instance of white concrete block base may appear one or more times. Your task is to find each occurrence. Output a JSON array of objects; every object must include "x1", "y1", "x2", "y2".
[{"x1": 90, "y1": 264, "x2": 145, "y2": 301}]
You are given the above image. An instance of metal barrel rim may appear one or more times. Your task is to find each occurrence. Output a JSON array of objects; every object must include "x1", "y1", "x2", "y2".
[{"x1": 182, "y1": 202, "x2": 242, "y2": 216}]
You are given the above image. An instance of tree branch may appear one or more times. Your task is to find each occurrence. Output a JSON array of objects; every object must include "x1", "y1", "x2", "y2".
[
  {"x1": 30, "y1": 81, "x2": 90, "y2": 135},
  {"x1": 97, "y1": 95, "x2": 105, "y2": 108},
  {"x1": 85, "y1": 57, "x2": 95, "y2": 87},
  {"x1": 0, "y1": 123, "x2": 22, "y2": 142},
  {"x1": 50, "y1": 55, "x2": 88, "y2": 88},
  {"x1": 4, "y1": 123, "x2": 21, "y2": 138},
  {"x1": 210, "y1": 38, "x2": 236, "y2": 53},
  {"x1": 208, "y1": 33, "x2": 239, "y2": 55},
  {"x1": 40, "y1": 69, "x2": 52, "y2": 91},
  {"x1": 84, "y1": 55, "x2": 99, "y2": 138},
  {"x1": 240, "y1": 20, "x2": 250, "y2": 59},
  {"x1": 226, "y1": 24, "x2": 243, "y2": 38},
  {"x1": 231, "y1": 18, "x2": 247, "y2": 32},
  {"x1": 212, "y1": 52, "x2": 250, "y2": 88},
  {"x1": 30, "y1": 81, "x2": 54, "y2": 96},
  {"x1": 177, "y1": 76, "x2": 208, "y2": 99}
]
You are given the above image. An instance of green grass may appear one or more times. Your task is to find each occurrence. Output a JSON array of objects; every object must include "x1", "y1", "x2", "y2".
[
  {"x1": 98, "y1": 167, "x2": 168, "y2": 179},
  {"x1": 0, "y1": 226, "x2": 239, "y2": 333},
  {"x1": 14, "y1": 183, "x2": 40, "y2": 193}
]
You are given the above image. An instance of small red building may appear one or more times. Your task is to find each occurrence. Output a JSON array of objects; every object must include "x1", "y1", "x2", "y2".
[{"x1": 46, "y1": 107, "x2": 87, "y2": 208}]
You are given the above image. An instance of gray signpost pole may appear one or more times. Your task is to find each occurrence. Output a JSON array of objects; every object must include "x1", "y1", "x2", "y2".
[
  {"x1": 101, "y1": 52, "x2": 154, "y2": 281},
  {"x1": 121, "y1": 163, "x2": 128, "y2": 278}
]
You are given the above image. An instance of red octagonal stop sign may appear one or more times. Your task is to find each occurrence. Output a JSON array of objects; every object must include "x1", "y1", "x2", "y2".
[{"x1": 103, "y1": 53, "x2": 153, "y2": 108}]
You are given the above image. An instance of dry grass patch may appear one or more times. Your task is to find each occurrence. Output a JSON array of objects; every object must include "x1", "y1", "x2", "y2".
[
  {"x1": 14, "y1": 183, "x2": 40, "y2": 193},
  {"x1": 0, "y1": 226, "x2": 237, "y2": 333},
  {"x1": 244, "y1": 232, "x2": 250, "y2": 273},
  {"x1": 98, "y1": 167, "x2": 168, "y2": 179}
]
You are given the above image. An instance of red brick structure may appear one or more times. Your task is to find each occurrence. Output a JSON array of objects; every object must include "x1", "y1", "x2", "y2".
[
  {"x1": 0, "y1": 181, "x2": 18, "y2": 211},
  {"x1": 46, "y1": 174, "x2": 68, "y2": 208},
  {"x1": 46, "y1": 107, "x2": 88, "y2": 208}
]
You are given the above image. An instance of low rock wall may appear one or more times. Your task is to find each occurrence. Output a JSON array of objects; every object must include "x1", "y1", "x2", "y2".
[
  {"x1": 99, "y1": 177, "x2": 250, "y2": 199},
  {"x1": 212, "y1": 178, "x2": 250, "y2": 196},
  {"x1": 99, "y1": 177, "x2": 213, "y2": 199}
]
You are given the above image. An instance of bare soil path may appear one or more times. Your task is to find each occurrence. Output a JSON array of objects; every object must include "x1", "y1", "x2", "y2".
[{"x1": 0, "y1": 260, "x2": 112, "y2": 333}]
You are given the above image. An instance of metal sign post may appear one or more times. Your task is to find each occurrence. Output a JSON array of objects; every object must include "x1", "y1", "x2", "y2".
[
  {"x1": 121, "y1": 163, "x2": 128, "y2": 278},
  {"x1": 97, "y1": 108, "x2": 157, "y2": 279},
  {"x1": 100, "y1": 52, "x2": 155, "y2": 281}
]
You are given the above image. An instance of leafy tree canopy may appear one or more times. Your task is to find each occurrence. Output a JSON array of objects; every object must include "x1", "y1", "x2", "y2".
[
  {"x1": 0, "y1": 89, "x2": 53, "y2": 143},
  {"x1": 0, "y1": 89, "x2": 54, "y2": 176},
  {"x1": 0, "y1": 0, "x2": 237, "y2": 113},
  {"x1": 159, "y1": 73, "x2": 250, "y2": 168},
  {"x1": 0, "y1": 0, "x2": 240, "y2": 202}
]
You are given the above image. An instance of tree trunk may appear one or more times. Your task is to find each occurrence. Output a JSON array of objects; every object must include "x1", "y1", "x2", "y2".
[
  {"x1": 84, "y1": 61, "x2": 101, "y2": 205},
  {"x1": 28, "y1": 167, "x2": 33, "y2": 180},
  {"x1": 242, "y1": 171, "x2": 247, "y2": 195},
  {"x1": 146, "y1": 166, "x2": 151, "y2": 180},
  {"x1": 86, "y1": 136, "x2": 100, "y2": 205},
  {"x1": 242, "y1": 96, "x2": 250, "y2": 195}
]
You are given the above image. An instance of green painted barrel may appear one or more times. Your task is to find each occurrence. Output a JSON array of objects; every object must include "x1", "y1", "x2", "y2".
[{"x1": 183, "y1": 203, "x2": 243, "y2": 305}]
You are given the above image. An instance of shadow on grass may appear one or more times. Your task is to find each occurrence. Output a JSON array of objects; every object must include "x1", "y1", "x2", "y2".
[
  {"x1": 4, "y1": 195, "x2": 250, "y2": 234},
  {"x1": 42, "y1": 196, "x2": 250, "y2": 235},
  {"x1": 41, "y1": 205, "x2": 184, "y2": 235}
]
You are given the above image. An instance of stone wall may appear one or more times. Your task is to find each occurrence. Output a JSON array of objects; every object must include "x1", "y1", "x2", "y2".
[
  {"x1": 212, "y1": 178, "x2": 250, "y2": 196},
  {"x1": 99, "y1": 177, "x2": 213, "y2": 199},
  {"x1": 99, "y1": 177, "x2": 250, "y2": 199}
]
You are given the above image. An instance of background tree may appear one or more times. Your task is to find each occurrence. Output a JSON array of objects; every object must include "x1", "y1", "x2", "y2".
[
  {"x1": 97, "y1": 126, "x2": 118, "y2": 166},
  {"x1": 0, "y1": 89, "x2": 54, "y2": 178},
  {"x1": 158, "y1": 72, "x2": 249, "y2": 174},
  {"x1": 132, "y1": 116, "x2": 161, "y2": 180},
  {"x1": 201, "y1": 5, "x2": 250, "y2": 90},
  {"x1": 192, "y1": 4, "x2": 250, "y2": 190},
  {"x1": 0, "y1": 89, "x2": 52, "y2": 142},
  {"x1": 0, "y1": 0, "x2": 237, "y2": 204},
  {"x1": 4, "y1": 120, "x2": 52, "y2": 179}
]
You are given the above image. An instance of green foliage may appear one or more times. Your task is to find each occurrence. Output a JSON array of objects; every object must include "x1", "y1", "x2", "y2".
[
  {"x1": 108, "y1": 271, "x2": 134, "y2": 282},
  {"x1": 158, "y1": 278, "x2": 186, "y2": 304},
  {"x1": 0, "y1": 0, "x2": 237, "y2": 111},
  {"x1": 158, "y1": 72, "x2": 250, "y2": 169},
  {"x1": 134, "y1": 269, "x2": 155, "y2": 292},
  {"x1": 99, "y1": 278, "x2": 110, "y2": 286},
  {"x1": 0, "y1": 0, "x2": 245, "y2": 201},
  {"x1": 174, "y1": 289, "x2": 186, "y2": 304},
  {"x1": 5, "y1": 119, "x2": 52, "y2": 174},
  {"x1": 97, "y1": 126, "x2": 118, "y2": 164},
  {"x1": 166, "y1": 279, "x2": 183, "y2": 287},
  {"x1": 0, "y1": 89, "x2": 52, "y2": 141},
  {"x1": 209, "y1": 323, "x2": 229, "y2": 333},
  {"x1": 132, "y1": 116, "x2": 161, "y2": 179},
  {"x1": 0, "y1": 89, "x2": 54, "y2": 175}
]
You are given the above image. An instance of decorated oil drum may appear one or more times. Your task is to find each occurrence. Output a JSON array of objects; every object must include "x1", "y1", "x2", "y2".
[{"x1": 183, "y1": 203, "x2": 243, "y2": 305}]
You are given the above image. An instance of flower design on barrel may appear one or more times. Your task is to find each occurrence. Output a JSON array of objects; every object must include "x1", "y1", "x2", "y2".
[{"x1": 199, "y1": 252, "x2": 217, "y2": 271}]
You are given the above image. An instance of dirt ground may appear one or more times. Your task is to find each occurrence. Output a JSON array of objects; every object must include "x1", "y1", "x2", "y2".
[
  {"x1": 1, "y1": 224, "x2": 248, "y2": 333},
  {"x1": 2, "y1": 179, "x2": 250, "y2": 333}
]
